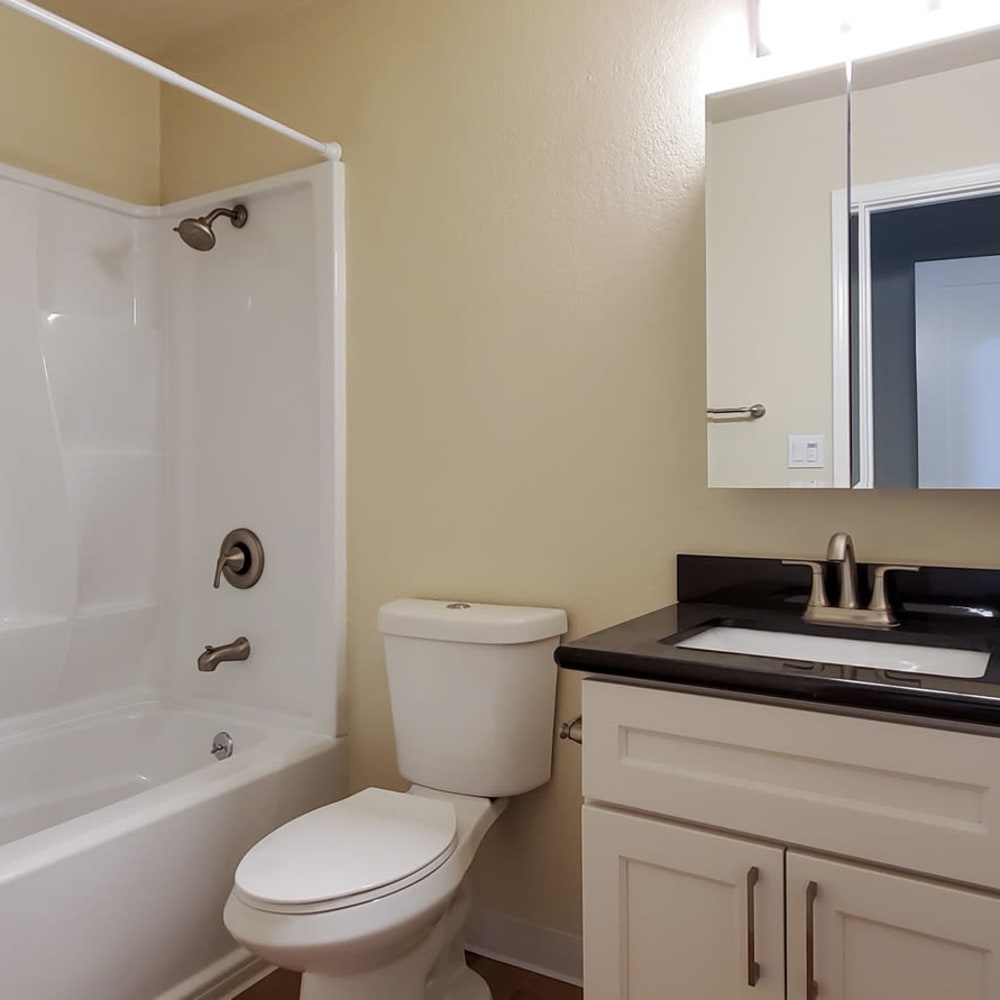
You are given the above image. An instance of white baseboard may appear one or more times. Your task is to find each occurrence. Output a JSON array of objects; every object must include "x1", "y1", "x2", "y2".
[
  {"x1": 158, "y1": 947, "x2": 275, "y2": 1000},
  {"x1": 465, "y1": 910, "x2": 582, "y2": 987}
]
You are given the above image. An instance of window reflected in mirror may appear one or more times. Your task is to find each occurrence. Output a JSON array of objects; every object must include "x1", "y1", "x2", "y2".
[{"x1": 849, "y1": 28, "x2": 1000, "y2": 489}]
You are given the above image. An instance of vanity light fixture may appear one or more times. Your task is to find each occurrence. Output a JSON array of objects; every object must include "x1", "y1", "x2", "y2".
[{"x1": 755, "y1": 0, "x2": 1000, "y2": 63}]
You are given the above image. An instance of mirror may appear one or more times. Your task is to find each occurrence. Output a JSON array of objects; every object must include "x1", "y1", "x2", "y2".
[
  {"x1": 706, "y1": 66, "x2": 849, "y2": 488},
  {"x1": 851, "y1": 27, "x2": 1000, "y2": 488},
  {"x1": 706, "y1": 25, "x2": 1000, "y2": 489}
]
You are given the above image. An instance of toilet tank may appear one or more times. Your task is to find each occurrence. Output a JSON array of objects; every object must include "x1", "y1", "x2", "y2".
[{"x1": 378, "y1": 600, "x2": 568, "y2": 798}]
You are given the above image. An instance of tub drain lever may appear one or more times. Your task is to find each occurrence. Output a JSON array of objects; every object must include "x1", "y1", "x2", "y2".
[{"x1": 211, "y1": 731, "x2": 234, "y2": 760}]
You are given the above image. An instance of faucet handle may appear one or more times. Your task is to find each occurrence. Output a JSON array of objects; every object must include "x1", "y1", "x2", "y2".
[
  {"x1": 868, "y1": 564, "x2": 920, "y2": 615},
  {"x1": 783, "y1": 560, "x2": 830, "y2": 609},
  {"x1": 213, "y1": 547, "x2": 246, "y2": 589},
  {"x1": 213, "y1": 528, "x2": 265, "y2": 590}
]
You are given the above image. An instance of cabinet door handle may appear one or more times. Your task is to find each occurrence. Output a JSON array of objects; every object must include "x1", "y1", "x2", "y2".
[
  {"x1": 746, "y1": 866, "x2": 761, "y2": 987},
  {"x1": 806, "y1": 881, "x2": 819, "y2": 1000}
]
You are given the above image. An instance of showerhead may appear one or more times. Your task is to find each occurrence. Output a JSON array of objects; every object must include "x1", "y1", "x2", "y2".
[{"x1": 174, "y1": 204, "x2": 248, "y2": 251}]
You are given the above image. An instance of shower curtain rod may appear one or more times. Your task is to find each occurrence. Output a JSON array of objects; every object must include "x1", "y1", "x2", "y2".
[{"x1": 0, "y1": 0, "x2": 341, "y2": 161}]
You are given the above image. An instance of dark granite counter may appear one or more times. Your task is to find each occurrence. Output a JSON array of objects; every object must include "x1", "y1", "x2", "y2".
[{"x1": 555, "y1": 555, "x2": 1000, "y2": 727}]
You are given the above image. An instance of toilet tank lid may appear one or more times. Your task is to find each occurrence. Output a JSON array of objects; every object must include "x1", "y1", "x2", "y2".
[{"x1": 378, "y1": 599, "x2": 567, "y2": 644}]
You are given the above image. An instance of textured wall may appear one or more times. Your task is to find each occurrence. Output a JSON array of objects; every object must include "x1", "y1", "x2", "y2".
[
  {"x1": 160, "y1": 0, "x2": 1000, "y2": 938},
  {"x1": 0, "y1": 6, "x2": 160, "y2": 204}
]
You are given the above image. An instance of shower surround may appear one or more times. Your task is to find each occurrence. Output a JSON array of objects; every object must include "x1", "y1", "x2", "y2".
[
  {"x1": 0, "y1": 170, "x2": 162, "y2": 716},
  {"x1": 0, "y1": 159, "x2": 346, "y2": 999}
]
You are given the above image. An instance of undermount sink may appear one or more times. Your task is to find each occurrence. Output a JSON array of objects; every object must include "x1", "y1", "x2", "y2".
[{"x1": 676, "y1": 626, "x2": 990, "y2": 680}]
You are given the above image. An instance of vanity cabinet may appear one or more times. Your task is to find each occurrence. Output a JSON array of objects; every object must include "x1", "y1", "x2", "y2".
[{"x1": 581, "y1": 679, "x2": 1000, "y2": 999}]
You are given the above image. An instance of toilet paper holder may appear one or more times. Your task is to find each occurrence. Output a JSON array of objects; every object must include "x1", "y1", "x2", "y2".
[{"x1": 559, "y1": 715, "x2": 583, "y2": 745}]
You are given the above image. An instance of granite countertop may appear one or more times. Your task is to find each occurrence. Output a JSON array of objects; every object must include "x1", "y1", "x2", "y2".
[{"x1": 555, "y1": 555, "x2": 1000, "y2": 727}]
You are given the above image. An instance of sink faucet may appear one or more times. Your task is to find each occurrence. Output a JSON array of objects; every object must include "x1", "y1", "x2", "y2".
[
  {"x1": 198, "y1": 636, "x2": 251, "y2": 672},
  {"x1": 784, "y1": 533, "x2": 919, "y2": 629},
  {"x1": 826, "y1": 531, "x2": 859, "y2": 610}
]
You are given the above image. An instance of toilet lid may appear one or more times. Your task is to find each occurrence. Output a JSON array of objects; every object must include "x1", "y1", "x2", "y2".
[{"x1": 233, "y1": 788, "x2": 458, "y2": 913}]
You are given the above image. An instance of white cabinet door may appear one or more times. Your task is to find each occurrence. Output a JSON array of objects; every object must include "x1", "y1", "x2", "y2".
[
  {"x1": 583, "y1": 805, "x2": 785, "y2": 1000},
  {"x1": 787, "y1": 852, "x2": 1000, "y2": 1000}
]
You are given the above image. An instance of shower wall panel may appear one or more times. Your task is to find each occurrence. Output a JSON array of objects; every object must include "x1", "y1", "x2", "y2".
[
  {"x1": 163, "y1": 164, "x2": 344, "y2": 734},
  {"x1": 0, "y1": 160, "x2": 343, "y2": 735},
  {"x1": 0, "y1": 168, "x2": 162, "y2": 722}
]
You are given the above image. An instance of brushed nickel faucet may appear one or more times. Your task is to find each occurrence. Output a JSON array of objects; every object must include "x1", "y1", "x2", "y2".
[
  {"x1": 213, "y1": 528, "x2": 265, "y2": 590},
  {"x1": 785, "y1": 533, "x2": 918, "y2": 629},
  {"x1": 198, "y1": 636, "x2": 251, "y2": 672},
  {"x1": 826, "y1": 531, "x2": 859, "y2": 610}
]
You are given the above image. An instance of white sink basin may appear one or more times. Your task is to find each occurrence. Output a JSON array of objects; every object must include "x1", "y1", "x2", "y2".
[{"x1": 676, "y1": 626, "x2": 989, "y2": 679}]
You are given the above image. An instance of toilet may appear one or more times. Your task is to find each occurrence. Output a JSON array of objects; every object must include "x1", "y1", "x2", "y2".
[{"x1": 223, "y1": 599, "x2": 567, "y2": 1000}]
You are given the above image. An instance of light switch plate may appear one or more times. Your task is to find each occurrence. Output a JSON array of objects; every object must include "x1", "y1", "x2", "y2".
[{"x1": 788, "y1": 434, "x2": 825, "y2": 468}]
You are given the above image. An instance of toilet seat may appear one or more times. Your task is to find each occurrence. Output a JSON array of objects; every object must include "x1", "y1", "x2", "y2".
[{"x1": 233, "y1": 788, "x2": 458, "y2": 915}]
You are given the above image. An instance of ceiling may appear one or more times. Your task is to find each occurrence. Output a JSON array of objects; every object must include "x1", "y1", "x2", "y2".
[{"x1": 35, "y1": 0, "x2": 311, "y2": 58}]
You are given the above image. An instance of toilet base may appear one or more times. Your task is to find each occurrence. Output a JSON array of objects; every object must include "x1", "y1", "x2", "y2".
[
  {"x1": 299, "y1": 963, "x2": 490, "y2": 1000},
  {"x1": 435, "y1": 966, "x2": 491, "y2": 1000},
  {"x1": 426, "y1": 912, "x2": 491, "y2": 1000},
  {"x1": 297, "y1": 884, "x2": 491, "y2": 1000}
]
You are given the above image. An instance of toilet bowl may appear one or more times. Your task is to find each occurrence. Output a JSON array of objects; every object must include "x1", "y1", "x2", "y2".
[
  {"x1": 225, "y1": 787, "x2": 505, "y2": 999},
  {"x1": 224, "y1": 599, "x2": 566, "y2": 1000}
]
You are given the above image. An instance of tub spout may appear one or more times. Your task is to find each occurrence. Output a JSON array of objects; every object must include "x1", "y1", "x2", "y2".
[{"x1": 198, "y1": 636, "x2": 250, "y2": 672}]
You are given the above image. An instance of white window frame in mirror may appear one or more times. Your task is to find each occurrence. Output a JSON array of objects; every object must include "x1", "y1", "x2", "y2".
[
  {"x1": 830, "y1": 189, "x2": 851, "y2": 488},
  {"x1": 831, "y1": 162, "x2": 1000, "y2": 488}
]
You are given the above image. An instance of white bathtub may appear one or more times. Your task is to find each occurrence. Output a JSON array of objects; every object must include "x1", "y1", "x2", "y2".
[{"x1": 0, "y1": 698, "x2": 345, "y2": 999}]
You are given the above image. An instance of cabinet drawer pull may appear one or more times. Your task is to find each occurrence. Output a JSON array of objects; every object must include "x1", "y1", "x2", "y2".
[
  {"x1": 806, "y1": 881, "x2": 819, "y2": 1000},
  {"x1": 746, "y1": 866, "x2": 761, "y2": 987}
]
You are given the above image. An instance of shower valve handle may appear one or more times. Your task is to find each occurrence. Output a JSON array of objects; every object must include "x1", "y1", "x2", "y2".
[
  {"x1": 213, "y1": 547, "x2": 247, "y2": 589},
  {"x1": 212, "y1": 528, "x2": 265, "y2": 590}
]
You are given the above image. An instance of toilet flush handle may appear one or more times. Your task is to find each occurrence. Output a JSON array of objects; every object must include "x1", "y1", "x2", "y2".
[{"x1": 559, "y1": 715, "x2": 583, "y2": 745}]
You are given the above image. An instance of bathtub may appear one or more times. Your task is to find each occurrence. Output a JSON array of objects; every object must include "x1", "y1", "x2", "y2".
[{"x1": 0, "y1": 698, "x2": 345, "y2": 999}]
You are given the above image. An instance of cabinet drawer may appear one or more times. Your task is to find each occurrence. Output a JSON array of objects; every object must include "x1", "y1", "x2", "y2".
[{"x1": 583, "y1": 679, "x2": 1000, "y2": 890}]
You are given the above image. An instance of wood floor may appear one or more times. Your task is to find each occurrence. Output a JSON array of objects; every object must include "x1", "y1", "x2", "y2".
[
  {"x1": 467, "y1": 955, "x2": 583, "y2": 999},
  {"x1": 237, "y1": 954, "x2": 583, "y2": 999}
]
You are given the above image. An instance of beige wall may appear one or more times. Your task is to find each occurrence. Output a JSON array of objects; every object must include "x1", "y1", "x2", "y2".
[
  {"x1": 854, "y1": 56, "x2": 1000, "y2": 185},
  {"x1": 0, "y1": 6, "x2": 160, "y2": 204},
  {"x1": 160, "y1": 0, "x2": 1000, "y2": 939}
]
